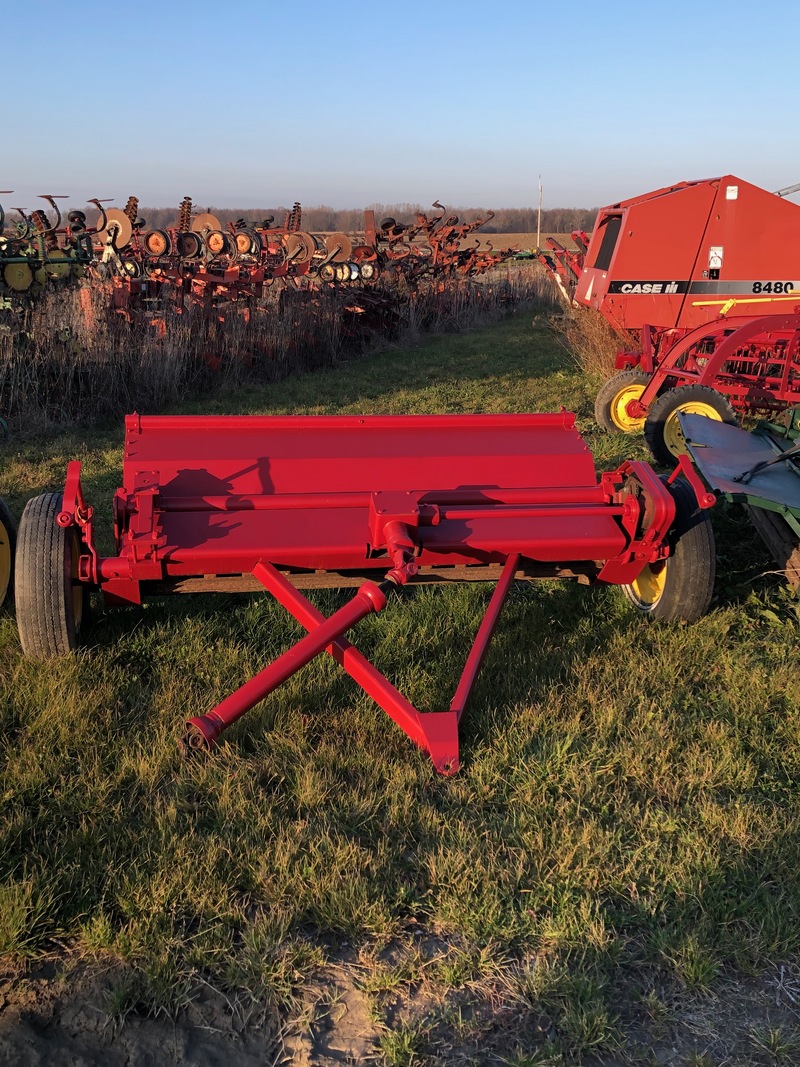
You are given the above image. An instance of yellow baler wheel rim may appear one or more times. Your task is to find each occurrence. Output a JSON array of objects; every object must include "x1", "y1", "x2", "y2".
[
  {"x1": 663, "y1": 402, "x2": 724, "y2": 457},
  {"x1": 610, "y1": 382, "x2": 647, "y2": 433},
  {"x1": 629, "y1": 560, "x2": 668, "y2": 607}
]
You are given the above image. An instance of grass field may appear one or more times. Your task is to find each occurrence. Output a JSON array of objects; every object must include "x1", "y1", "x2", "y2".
[{"x1": 2, "y1": 309, "x2": 800, "y2": 1064}]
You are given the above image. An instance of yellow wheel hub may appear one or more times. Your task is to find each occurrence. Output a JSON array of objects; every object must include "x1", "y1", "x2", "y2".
[
  {"x1": 610, "y1": 383, "x2": 647, "y2": 432},
  {"x1": 0, "y1": 517, "x2": 11, "y2": 605},
  {"x1": 630, "y1": 560, "x2": 668, "y2": 607},
  {"x1": 663, "y1": 402, "x2": 724, "y2": 457}
]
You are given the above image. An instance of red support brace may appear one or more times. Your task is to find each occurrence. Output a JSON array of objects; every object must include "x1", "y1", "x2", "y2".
[{"x1": 184, "y1": 554, "x2": 521, "y2": 775}]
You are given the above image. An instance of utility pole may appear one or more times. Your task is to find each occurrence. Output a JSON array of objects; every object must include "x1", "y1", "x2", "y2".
[{"x1": 536, "y1": 175, "x2": 542, "y2": 249}]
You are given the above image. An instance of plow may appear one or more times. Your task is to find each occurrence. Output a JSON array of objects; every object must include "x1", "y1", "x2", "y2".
[
  {"x1": 10, "y1": 410, "x2": 714, "y2": 773},
  {"x1": 538, "y1": 174, "x2": 800, "y2": 465}
]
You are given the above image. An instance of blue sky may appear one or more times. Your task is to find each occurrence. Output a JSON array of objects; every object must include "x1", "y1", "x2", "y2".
[{"x1": 2, "y1": 0, "x2": 796, "y2": 211}]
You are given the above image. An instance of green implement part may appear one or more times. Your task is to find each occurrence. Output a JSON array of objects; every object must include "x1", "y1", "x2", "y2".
[{"x1": 679, "y1": 411, "x2": 800, "y2": 586}]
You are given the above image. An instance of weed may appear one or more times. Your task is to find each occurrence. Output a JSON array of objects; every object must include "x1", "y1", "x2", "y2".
[
  {"x1": 378, "y1": 1020, "x2": 427, "y2": 1066},
  {"x1": 501, "y1": 1045, "x2": 564, "y2": 1066},
  {"x1": 0, "y1": 875, "x2": 61, "y2": 956},
  {"x1": 748, "y1": 1024, "x2": 800, "y2": 1062},
  {"x1": 0, "y1": 266, "x2": 551, "y2": 432},
  {"x1": 553, "y1": 304, "x2": 634, "y2": 378}
]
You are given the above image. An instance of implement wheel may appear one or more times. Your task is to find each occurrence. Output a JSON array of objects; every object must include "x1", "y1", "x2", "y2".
[
  {"x1": 0, "y1": 496, "x2": 16, "y2": 610},
  {"x1": 594, "y1": 370, "x2": 650, "y2": 433},
  {"x1": 644, "y1": 384, "x2": 737, "y2": 466},
  {"x1": 15, "y1": 493, "x2": 89, "y2": 656},
  {"x1": 622, "y1": 477, "x2": 715, "y2": 623}
]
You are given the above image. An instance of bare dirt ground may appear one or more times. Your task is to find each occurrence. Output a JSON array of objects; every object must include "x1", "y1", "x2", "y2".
[{"x1": 3, "y1": 947, "x2": 800, "y2": 1066}]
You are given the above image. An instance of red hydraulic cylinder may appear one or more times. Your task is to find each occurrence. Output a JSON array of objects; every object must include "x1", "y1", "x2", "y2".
[{"x1": 184, "y1": 577, "x2": 389, "y2": 749}]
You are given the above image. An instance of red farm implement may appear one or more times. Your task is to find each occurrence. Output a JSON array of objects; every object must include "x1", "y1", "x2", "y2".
[
  {"x1": 69, "y1": 197, "x2": 518, "y2": 343},
  {"x1": 14, "y1": 411, "x2": 714, "y2": 773},
  {"x1": 567, "y1": 175, "x2": 800, "y2": 463},
  {"x1": 536, "y1": 231, "x2": 589, "y2": 302}
]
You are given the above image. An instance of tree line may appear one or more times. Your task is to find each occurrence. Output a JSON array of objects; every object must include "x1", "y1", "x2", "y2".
[{"x1": 137, "y1": 202, "x2": 598, "y2": 234}]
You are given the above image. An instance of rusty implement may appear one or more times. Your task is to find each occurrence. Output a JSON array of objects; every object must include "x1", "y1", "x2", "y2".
[{"x1": 15, "y1": 412, "x2": 715, "y2": 773}]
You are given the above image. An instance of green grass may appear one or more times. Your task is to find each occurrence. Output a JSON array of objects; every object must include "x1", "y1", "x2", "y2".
[{"x1": 2, "y1": 310, "x2": 800, "y2": 1063}]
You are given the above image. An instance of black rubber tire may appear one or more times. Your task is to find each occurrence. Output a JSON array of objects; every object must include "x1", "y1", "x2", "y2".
[
  {"x1": 644, "y1": 384, "x2": 737, "y2": 467},
  {"x1": 594, "y1": 369, "x2": 651, "y2": 433},
  {"x1": 0, "y1": 496, "x2": 16, "y2": 610},
  {"x1": 622, "y1": 477, "x2": 715, "y2": 623},
  {"x1": 14, "y1": 493, "x2": 89, "y2": 656}
]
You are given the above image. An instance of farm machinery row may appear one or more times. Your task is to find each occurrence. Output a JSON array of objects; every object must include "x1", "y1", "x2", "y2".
[
  {"x1": 538, "y1": 174, "x2": 800, "y2": 466},
  {"x1": 1, "y1": 193, "x2": 518, "y2": 327}
]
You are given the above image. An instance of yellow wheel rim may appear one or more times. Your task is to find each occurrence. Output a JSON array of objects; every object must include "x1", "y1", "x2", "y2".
[
  {"x1": 45, "y1": 252, "x2": 73, "y2": 280},
  {"x1": 0, "y1": 517, "x2": 11, "y2": 606},
  {"x1": 610, "y1": 383, "x2": 646, "y2": 432},
  {"x1": 663, "y1": 402, "x2": 724, "y2": 457},
  {"x1": 630, "y1": 560, "x2": 668, "y2": 607},
  {"x1": 3, "y1": 262, "x2": 34, "y2": 292}
]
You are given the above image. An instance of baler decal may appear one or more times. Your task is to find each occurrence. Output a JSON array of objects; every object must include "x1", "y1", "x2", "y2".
[{"x1": 608, "y1": 280, "x2": 796, "y2": 296}]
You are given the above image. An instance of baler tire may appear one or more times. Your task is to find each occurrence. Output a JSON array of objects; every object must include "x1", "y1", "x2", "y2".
[
  {"x1": 594, "y1": 370, "x2": 651, "y2": 434},
  {"x1": 14, "y1": 493, "x2": 89, "y2": 657},
  {"x1": 0, "y1": 496, "x2": 16, "y2": 610},
  {"x1": 622, "y1": 477, "x2": 715, "y2": 623},
  {"x1": 644, "y1": 385, "x2": 737, "y2": 466}
]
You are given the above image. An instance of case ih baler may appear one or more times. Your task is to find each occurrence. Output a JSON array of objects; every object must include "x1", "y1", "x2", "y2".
[
  {"x1": 14, "y1": 411, "x2": 714, "y2": 774},
  {"x1": 573, "y1": 175, "x2": 800, "y2": 463}
]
